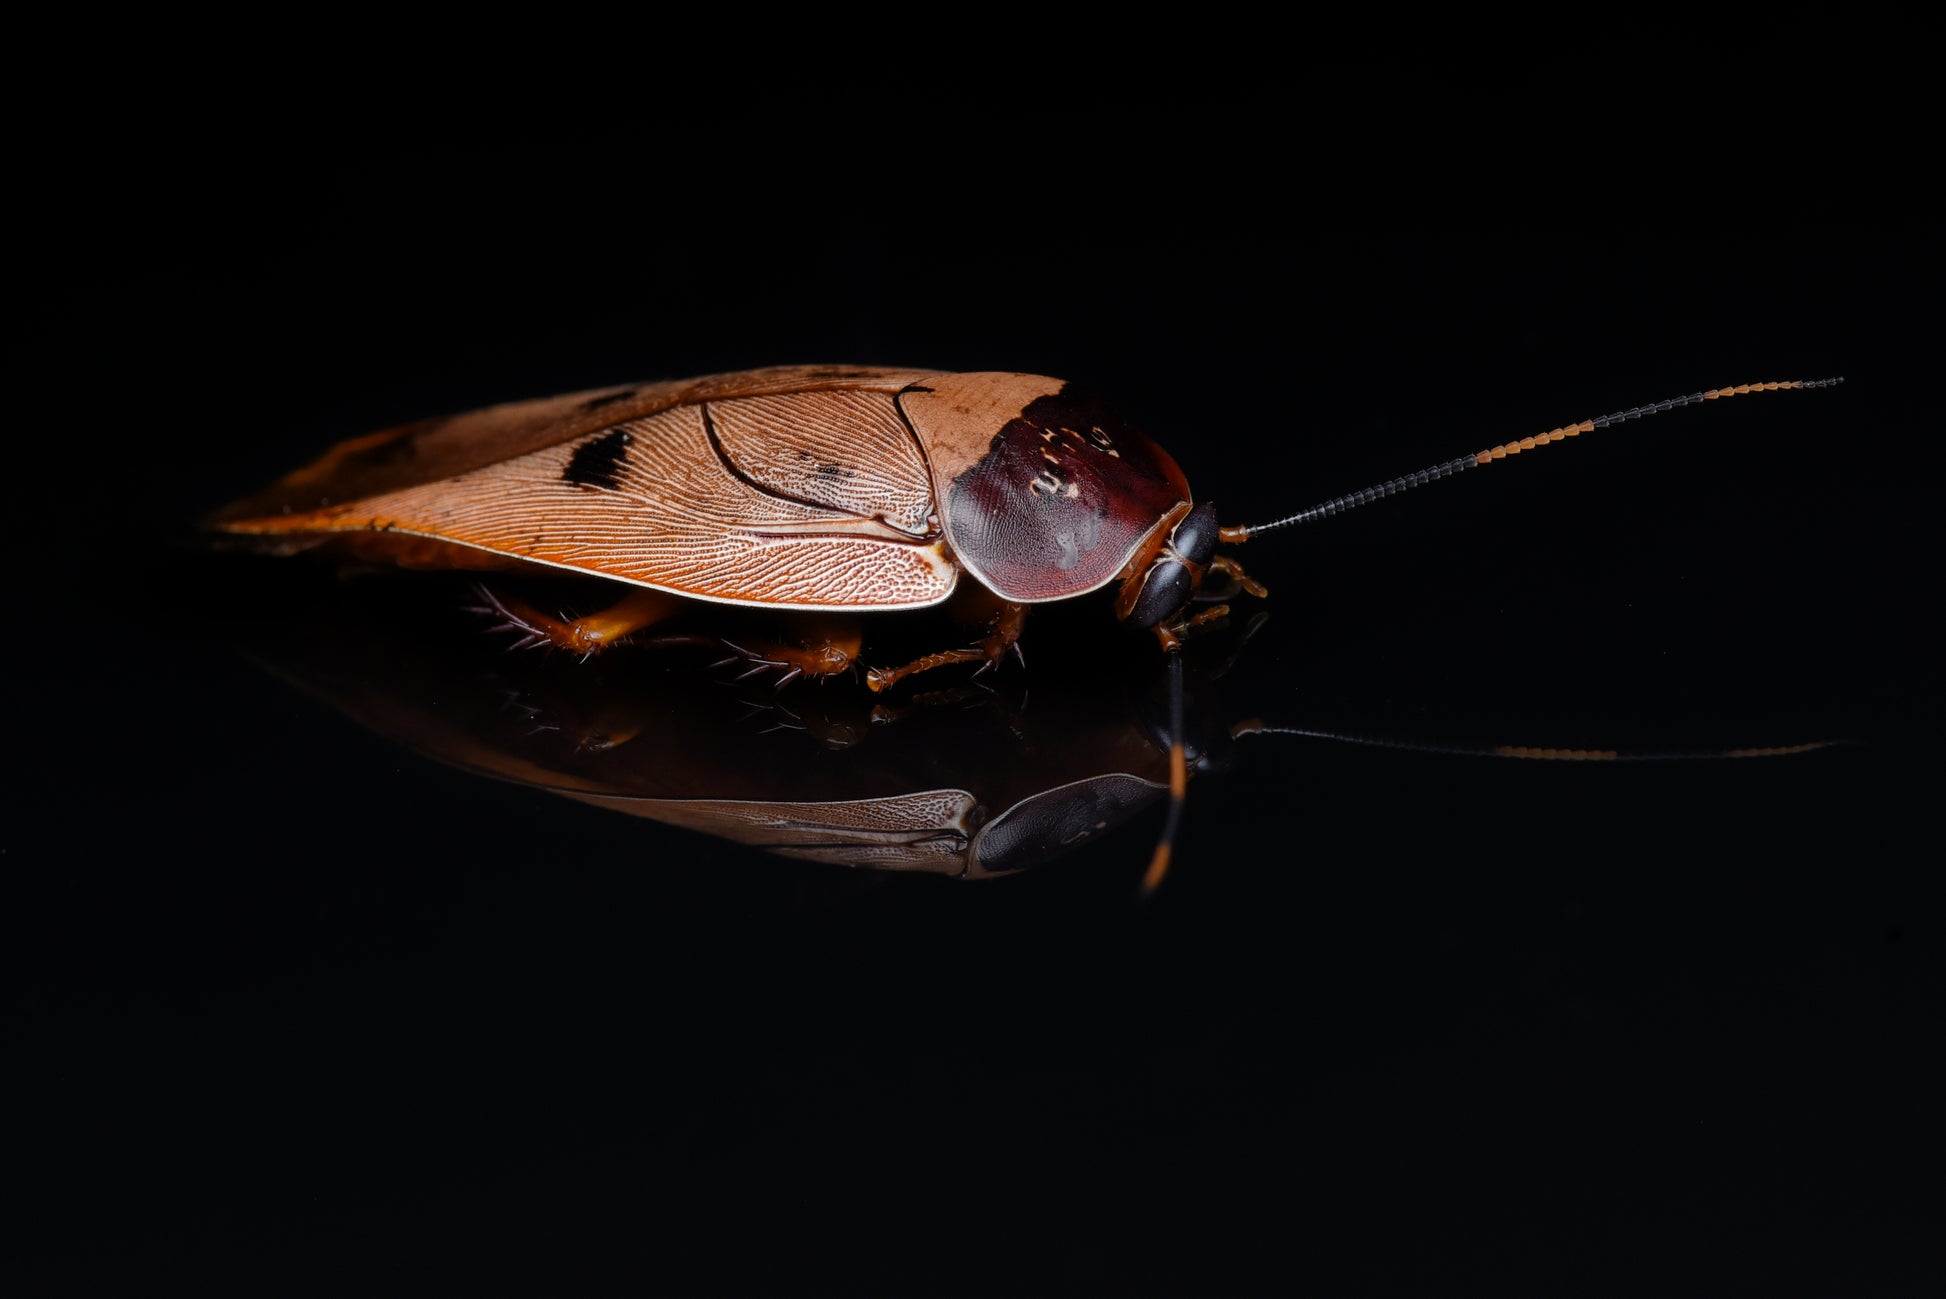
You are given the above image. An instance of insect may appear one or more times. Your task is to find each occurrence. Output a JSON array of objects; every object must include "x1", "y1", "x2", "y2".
[
  {"x1": 205, "y1": 365, "x2": 1843, "y2": 888},
  {"x1": 205, "y1": 366, "x2": 1262, "y2": 689},
  {"x1": 202, "y1": 364, "x2": 1842, "y2": 686}
]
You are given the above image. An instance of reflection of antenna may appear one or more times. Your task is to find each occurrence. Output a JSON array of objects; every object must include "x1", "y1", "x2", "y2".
[
  {"x1": 1142, "y1": 651, "x2": 1188, "y2": 897},
  {"x1": 1221, "y1": 378, "x2": 1844, "y2": 541},
  {"x1": 1229, "y1": 721, "x2": 1854, "y2": 763}
]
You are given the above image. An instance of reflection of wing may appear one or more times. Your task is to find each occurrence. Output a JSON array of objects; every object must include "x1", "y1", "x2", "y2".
[
  {"x1": 212, "y1": 371, "x2": 960, "y2": 611},
  {"x1": 563, "y1": 791, "x2": 981, "y2": 875}
]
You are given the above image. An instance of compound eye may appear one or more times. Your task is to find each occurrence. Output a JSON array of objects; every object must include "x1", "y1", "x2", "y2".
[
  {"x1": 1125, "y1": 557, "x2": 1195, "y2": 629},
  {"x1": 1171, "y1": 501, "x2": 1221, "y2": 570},
  {"x1": 1122, "y1": 501, "x2": 1222, "y2": 629}
]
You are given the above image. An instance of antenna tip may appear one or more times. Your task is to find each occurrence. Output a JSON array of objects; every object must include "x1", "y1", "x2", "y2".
[{"x1": 1141, "y1": 844, "x2": 1172, "y2": 896}]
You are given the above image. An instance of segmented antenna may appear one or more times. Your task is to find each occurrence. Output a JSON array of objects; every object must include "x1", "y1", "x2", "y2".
[{"x1": 1226, "y1": 378, "x2": 1844, "y2": 540}]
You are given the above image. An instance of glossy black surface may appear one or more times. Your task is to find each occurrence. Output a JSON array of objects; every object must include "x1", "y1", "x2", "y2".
[{"x1": 13, "y1": 86, "x2": 1941, "y2": 1295}]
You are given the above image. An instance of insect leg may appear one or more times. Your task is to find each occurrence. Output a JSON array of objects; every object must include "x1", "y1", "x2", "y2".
[
  {"x1": 1197, "y1": 555, "x2": 1268, "y2": 602},
  {"x1": 1151, "y1": 603, "x2": 1232, "y2": 653},
  {"x1": 712, "y1": 616, "x2": 865, "y2": 687},
  {"x1": 865, "y1": 598, "x2": 1028, "y2": 694},
  {"x1": 471, "y1": 584, "x2": 684, "y2": 655}
]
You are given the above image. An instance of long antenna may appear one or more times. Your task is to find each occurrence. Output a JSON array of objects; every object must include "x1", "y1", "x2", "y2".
[{"x1": 1222, "y1": 378, "x2": 1844, "y2": 541}]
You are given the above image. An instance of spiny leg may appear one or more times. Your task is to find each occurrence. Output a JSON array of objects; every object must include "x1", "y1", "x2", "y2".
[
  {"x1": 469, "y1": 584, "x2": 685, "y2": 657},
  {"x1": 712, "y1": 616, "x2": 865, "y2": 688},
  {"x1": 866, "y1": 595, "x2": 1027, "y2": 694}
]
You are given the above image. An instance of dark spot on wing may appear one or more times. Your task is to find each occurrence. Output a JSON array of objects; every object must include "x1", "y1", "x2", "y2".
[
  {"x1": 564, "y1": 427, "x2": 634, "y2": 490},
  {"x1": 817, "y1": 463, "x2": 851, "y2": 479},
  {"x1": 579, "y1": 388, "x2": 639, "y2": 413}
]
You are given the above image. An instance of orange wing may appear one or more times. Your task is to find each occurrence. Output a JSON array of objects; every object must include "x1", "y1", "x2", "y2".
[{"x1": 211, "y1": 368, "x2": 962, "y2": 611}]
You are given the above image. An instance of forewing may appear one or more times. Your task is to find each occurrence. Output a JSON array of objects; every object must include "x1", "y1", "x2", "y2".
[
  {"x1": 206, "y1": 366, "x2": 944, "y2": 522},
  {"x1": 216, "y1": 375, "x2": 958, "y2": 610}
]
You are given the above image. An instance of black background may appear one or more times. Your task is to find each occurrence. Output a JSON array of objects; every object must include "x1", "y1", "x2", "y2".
[{"x1": 9, "y1": 60, "x2": 1943, "y2": 1297}]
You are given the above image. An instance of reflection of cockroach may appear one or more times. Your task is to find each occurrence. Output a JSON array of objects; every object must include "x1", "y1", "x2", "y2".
[
  {"x1": 211, "y1": 566, "x2": 1211, "y2": 880},
  {"x1": 204, "y1": 365, "x2": 1843, "y2": 888},
  {"x1": 213, "y1": 565, "x2": 1842, "y2": 890}
]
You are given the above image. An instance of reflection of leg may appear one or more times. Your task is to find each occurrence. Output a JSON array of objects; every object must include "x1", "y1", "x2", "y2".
[
  {"x1": 470, "y1": 583, "x2": 684, "y2": 655},
  {"x1": 866, "y1": 596, "x2": 1027, "y2": 694},
  {"x1": 869, "y1": 683, "x2": 1029, "y2": 743}
]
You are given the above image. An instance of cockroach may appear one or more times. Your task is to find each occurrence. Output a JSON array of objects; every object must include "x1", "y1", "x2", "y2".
[{"x1": 204, "y1": 365, "x2": 1844, "y2": 889}]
